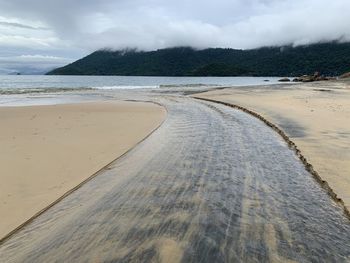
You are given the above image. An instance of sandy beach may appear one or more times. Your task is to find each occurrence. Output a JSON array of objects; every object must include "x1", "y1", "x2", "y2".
[
  {"x1": 0, "y1": 101, "x2": 166, "y2": 239},
  {"x1": 194, "y1": 80, "x2": 350, "y2": 211}
]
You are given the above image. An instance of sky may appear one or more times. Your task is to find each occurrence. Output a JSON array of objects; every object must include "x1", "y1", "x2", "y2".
[{"x1": 0, "y1": 0, "x2": 349, "y2": 74}]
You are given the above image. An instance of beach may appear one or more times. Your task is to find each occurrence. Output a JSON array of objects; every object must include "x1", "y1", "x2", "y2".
[
  {"x1": 0, "y1": 100, "x2": 166, "y2": 239},
  {"x1": 194, "y1": 80, "x2": 350, "y2": 211},
  {"x1": 1, "y1": 94, "x2": 349, "y2": 262}
]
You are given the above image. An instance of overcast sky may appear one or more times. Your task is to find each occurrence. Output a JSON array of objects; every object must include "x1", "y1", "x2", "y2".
[{"x1": 0, "y1": 0, "x2": 349, "y2": 74}]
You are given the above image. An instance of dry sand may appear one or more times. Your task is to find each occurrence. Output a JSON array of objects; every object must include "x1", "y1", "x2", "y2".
[
  {"x1": 0, "y1": 101, "x2": 166, "y2": 239},
  {"x1": 194, "y1": 80, "x2": 350, "y2": 211}
]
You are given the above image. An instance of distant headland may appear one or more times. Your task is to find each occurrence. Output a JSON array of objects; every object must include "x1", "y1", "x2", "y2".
[{"x1": 47, "y1": 42, "x2": 350, "y2": 77}]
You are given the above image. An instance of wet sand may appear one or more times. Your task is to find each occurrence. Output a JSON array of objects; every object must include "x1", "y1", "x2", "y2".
[
  {"x1": 194, "y1": 80, "x2": 350, "y2": 211},
  {"x1": 0, "y1": 101, "x2": 166, "y2": 239},
  {"x1": 1, "y1": 97, "x2": 349, "y2": 262}
]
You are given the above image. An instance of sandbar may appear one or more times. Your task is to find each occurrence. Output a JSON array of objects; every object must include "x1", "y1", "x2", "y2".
[{"x1": 0, "y1": 101, "x2": 166, "y2": 238}]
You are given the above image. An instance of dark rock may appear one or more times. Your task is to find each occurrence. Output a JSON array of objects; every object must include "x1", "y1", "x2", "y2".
[
  {"x1": 340, "y1": 72, "x2": 350, "y2": 79},
  {"x1": 300, "y1": 75, "x2": 314, "y2": 82},
  {"x1": 293, "y1": 73, "x2": 335, "y2": 82},
  {"x1": 278, "y1": 78, "x2": 291, "y2": 82}
]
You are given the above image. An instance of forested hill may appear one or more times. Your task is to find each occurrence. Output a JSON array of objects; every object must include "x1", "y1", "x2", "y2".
[{"x1": 47, "y1": 43, "x2": 350, "y2": 76}]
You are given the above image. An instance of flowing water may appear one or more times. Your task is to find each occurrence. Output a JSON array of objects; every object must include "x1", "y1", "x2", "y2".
[{"x1": 0, "y1": 95, "x2": 349, "y2": 262}]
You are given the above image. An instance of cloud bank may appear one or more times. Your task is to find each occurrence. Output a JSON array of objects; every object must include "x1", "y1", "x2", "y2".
[{"x1": 0, "y1": 0, "x2": 349, "y2": 73}]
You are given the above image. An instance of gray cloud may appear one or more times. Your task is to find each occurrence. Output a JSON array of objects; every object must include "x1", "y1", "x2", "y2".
[
  {"x1": 0, "y1": 21, "x2": 48, "y2": 30},
  {"x1": 0, "y1": 0, "x2": 349, "y2": 73}
]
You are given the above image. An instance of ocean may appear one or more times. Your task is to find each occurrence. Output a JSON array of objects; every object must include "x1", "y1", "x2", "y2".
[{"x1": 0, "y1": 75, "x2": 284, "y2": 106}]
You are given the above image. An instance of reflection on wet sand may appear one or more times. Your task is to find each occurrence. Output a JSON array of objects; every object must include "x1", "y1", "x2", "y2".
[{"x1": 0, "y1": 96, "x2": 349, "y2": 262}]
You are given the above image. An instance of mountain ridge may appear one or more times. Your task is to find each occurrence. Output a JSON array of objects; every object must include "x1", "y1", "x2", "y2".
[{"x1": 47, "y1": 43, "x2": 350, "y2": 76}]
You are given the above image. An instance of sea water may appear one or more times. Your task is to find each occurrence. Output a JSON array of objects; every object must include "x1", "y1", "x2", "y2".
[{"x1": 0, "y1": 75, "x2": 283, "y2": 106}]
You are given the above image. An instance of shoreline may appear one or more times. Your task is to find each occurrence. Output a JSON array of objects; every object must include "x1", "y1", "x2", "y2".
[
  {"x1": 0, "y1": 100, "x2": 166, "y2": 240},
  {"x1": 193, "y1": 80, "x2": 350, "y2": 214}
]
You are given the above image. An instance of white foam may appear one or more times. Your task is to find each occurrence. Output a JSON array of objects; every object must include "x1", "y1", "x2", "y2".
[{"x1": 93, "y1": 85, "x2": 159, "y2": 90}]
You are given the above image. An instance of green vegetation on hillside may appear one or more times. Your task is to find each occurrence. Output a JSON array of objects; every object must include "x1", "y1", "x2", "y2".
[{"x1": 47, "y1": 43, "x2": 350, "y2": 76}]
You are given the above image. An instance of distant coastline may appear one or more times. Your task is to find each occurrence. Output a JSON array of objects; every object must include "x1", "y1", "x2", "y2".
[{"x1": 47, "y1": 42, "x2": 350, "y2": 77}]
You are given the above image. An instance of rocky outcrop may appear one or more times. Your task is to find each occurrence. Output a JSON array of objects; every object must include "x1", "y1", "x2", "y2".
[
  {"x1": 293, "y1": 72, "x2": 336, "y2": 82},
  {"x1": 339, "y1": 72, "x2": 350, "y2": 79}
]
